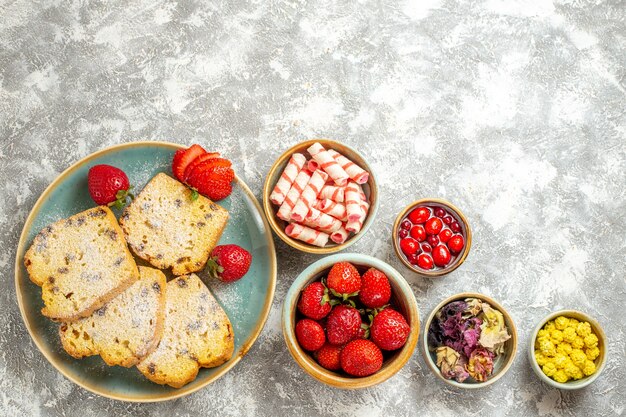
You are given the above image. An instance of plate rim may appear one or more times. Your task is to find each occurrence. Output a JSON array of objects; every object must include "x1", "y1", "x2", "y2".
[{"x1": 14, "y1": 141, "x2": 277, "y2": 402}]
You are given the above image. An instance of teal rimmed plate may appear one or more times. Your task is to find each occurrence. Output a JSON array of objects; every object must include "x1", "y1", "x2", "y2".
[{"x1": 14, "y1": 142, "x2": 276, "y2": 402}]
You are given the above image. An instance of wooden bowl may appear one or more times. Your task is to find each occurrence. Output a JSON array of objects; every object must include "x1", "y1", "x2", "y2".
[
  {"x1": 263, "y1": 139, "x2": 378, "y2": 254},
  {"x1": 421, "y1": 292, "x2": 518, "y2": 389},
  {"x1": 392, "y1": 198, "x2": 471, "y2": 277},
  {"x1": 282, "y1": 253, "x2": 419, "y2": 389},
  {"x1": 528, "y1": 310, "x2": 607, "y2": 390}
]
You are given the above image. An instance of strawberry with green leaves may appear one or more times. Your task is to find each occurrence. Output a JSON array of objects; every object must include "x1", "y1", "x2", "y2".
[
  {"x1": 326, "y1": 262, "x2": 361, "y2": 301},
  {"x1": 87, "y1": 164, "x2": 134, "y2": 209},
  {"x1": 340, "y1": 339, "x2": 383, "y2": 377},
  {"x1": 207, "y1": 244, "x2": 252, "y2": 283},
  {"x1": 370, "y1": 308, "x2": 410, "y2": 351},
  {"x1": 297, "y1": 282, "x2": 334, "y2": 320},
  {"x1": 326, "y1": 305, "x2": 362, "y2": 345},
  {"x1": 358, "y1": 268, "x2": 391, "y2": 309}
]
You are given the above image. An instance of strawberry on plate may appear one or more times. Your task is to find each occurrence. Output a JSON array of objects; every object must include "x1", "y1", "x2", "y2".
[
  {"x1": 340, "y1": 339, "x2": 383, "y2": 377},
  {"x1": 186, "y1": 157, "x2": 235, "y2": 202},
  {"x1": 326, "y1": 262, "x2": 361, "y2": 300},
  {"x1": 172, "y1": 144, "x2": 206, "y2": 182},
  {"x1": 370, "y1": 308, "x2": 410, "y2": 351},
  {"x1": 87, "y1": 164, "x2": 133, "y2": 209},
  {"x1": 358, "y1": 268, "x2": 391, "y2": 309},
  {"x1": 207, "y1": 244, "x2": 252, "y2": 283},
  {"x1": 326, "y1": 305, "x2": 362, "y2": 345},
  {"x1": 183, "y1": 151, "x2": 221, "y2": 181}
]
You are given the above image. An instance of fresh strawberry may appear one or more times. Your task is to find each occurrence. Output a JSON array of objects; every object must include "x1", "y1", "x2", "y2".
[
  {"x1": 295, "y1": 319, "x2": 326, "y2": 351},
  {"x1": 297, "y1": 282, "x2": 333, "y2": 320},
  {"x1": 370, "y1": 308, "x2": 410, "y2": 351},
  {"x1": 187, "y1": 158, "x2": 235, "y2": 201},
  {"x1": 87, "y1": 164, "x2": 133, "y2": 208},
  {"x1": 358, "y1": 268, "x2": 391, "y2": 309},
  {"x1": 206, "y1": 244, "x2": 252, "y2": 282},
  {"x1": 326, "y1": 262, "x2": 361, "y2": 299},
  {"x1": 326, "y1": 305, "x2": 362, "y2": 345},
  {"x1": 340, "y1": 339, "x2": 383, "y2": 377},
  {"x1": 313, "y1": 343, "x2": 343, "y2": 371},
  {"x1": 183, "y1": 151, "x2": 221, "y2": 181},
  {"x1": 172, "y1": 144, "x2": 206, "y2": 181}
]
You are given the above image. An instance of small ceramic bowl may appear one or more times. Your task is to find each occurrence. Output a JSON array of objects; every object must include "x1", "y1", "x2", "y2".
[
  {"x1": 282, "y1": 253, "x2": 419, "y2": 389},
  {"x1": 528, "y1": 310, "x2": 607, "y2": 390},
  {"x1": 263, "y1": 139, "x2": 378, "y2": 254},
  {"x1": 392, "y1": 198, "x2": 471, "y2": 277},
  {"x1": 422, "y1": 292, "x2": 517, "y2": 389}
]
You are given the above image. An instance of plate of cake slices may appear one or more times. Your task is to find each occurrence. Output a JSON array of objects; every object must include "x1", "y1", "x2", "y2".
[{"x1": 14, "y1": 141, "x2": 276, "y2": 402}]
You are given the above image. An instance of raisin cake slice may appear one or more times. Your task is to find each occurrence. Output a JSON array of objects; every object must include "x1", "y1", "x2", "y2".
[
  {"x1": 59, "y1": 266, "x2": 166, "y2": 367},
  {"x1": 137, "y1": 274, "x2": 234, "y2": 388},
  {"x1": 119, "y1": 173, "x2": 229, "y2": 276},
  {"x1": 24, "y1": 206, "x2": 139, "y2": 321}
]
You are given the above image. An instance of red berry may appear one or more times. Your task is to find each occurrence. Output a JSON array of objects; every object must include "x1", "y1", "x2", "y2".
[
  {"x1": 450, "y1": 221, "x2": 461, "y2": 233},
  {"x1": 399, "y1": 238, "x2": 419, "y2": 256},
  {"x1": 442, "y1": 215, "x2": 453, "y2": 225},
  {"x1": 448, "y1": 234, "x2": 465, "y2": 254},
  {"x1": 87, "y1": 164, "x2": 132, "y2": 207},
  {"x1": 432, "y1": 245, "x2": 451, "y2": 267},
  {"x1": 421, "y1": 243, "x2": 432, "y2": 252},
  {"x1": 327, "y1": 262, "x2": 361, "y2": 295},
  {"x1": 425, "y1": 217, "x2": 443, "y2": 235},
  {"x1": 439, "y1": 229, "x2": 453, "y2": 243},
  {"x1": 359, "y1": 268, "x2": 391, "y2": 309},
  {"x1": 407, "y1": 253, "x2": 420, "y2": 265},
  {"x1": 326, "y1": 305, "x2": 362, "y2": 345},
  {"x1": 399, "y1": 229, "x2": 408, "y2": 239},
  {"x1": 370, "y1": 308, "x2": 410, "y2": 350},
  {"x1": 340, "y1": 339, "x2": 383, "y2": 377},
  {"x1": 408, "y1": 207, "x2": 430, "y2": 224},
  {"x1": 208, "y1": 244, "x2": 252, "y2": 282},
  {"x1": 295, "y1": 319, "x2": 326, "y2": 351},
  {"x1": 172, "y1": 144, "x2": 206, "y2": 181},
  {"x1": 298, "y1": 282, "x2": 332, "y2": 320},
  {"x1": 434, "y1": 207, "x2": 446, "y2": 218},
  {"x1": 400, "y1": 219, "x2": 412, "y2": 230},
  {"x1": 314, "y1": 343, "x2": 343, "y2": 371},
  {"x1": 186, "y1": 157, "x2": 235, "y2": 201},
  {"x1": 417, "y1": 253, "x2": 434, "y2": 269},
  {"x1": 184, "y1": 151, "x2": 221, "y2": 181},
  {"x1": 427, "y1": 234, "x2": 440, "y2": 247},
  {"x1": 410, "y1": 225, "x2": 426, "y2": 242}
]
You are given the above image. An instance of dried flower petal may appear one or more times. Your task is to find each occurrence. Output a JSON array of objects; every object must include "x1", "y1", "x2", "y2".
[
  {"x1": 466, "y1": 348, "x2": 494, "y2": 381},
  {"x1": 436, "y1": 346, "x2": 469, "y2": 382},
  {"x1": 479, "y1": 303, "x2": 511, "y2": 354}
]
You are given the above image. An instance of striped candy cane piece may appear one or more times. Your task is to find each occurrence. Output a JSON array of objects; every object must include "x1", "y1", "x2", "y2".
[
  {"x1": 290, "y1": 169, "x2": 329, "y2": 222},
  {"x1": 270, "y1": 153, "x2": 307, "y2": 205},
  {"x1": 307, "y1": 142, "x2": 350, "y2": 186},
  {"x1": 276, "y1": 169, "x2": 312, "y2": 221},
  {"x1": 315, "y1": 198, "x2": 348, "y2": 222},
  {"x1": 345, "y1": 182, "x2": 363, "y2": 222},
  {"x1": 307, "y1": 159, "x2": 319, "y2": 172},
  {"x1": 327, "y1": 149, "x2": 369, "y2": 184},
  {"x1": 319, "y1": 185, "x2": 345, "y2": 203},
  {"x1": 285, "y1": 223, "x2": 329, "y2": 247},
  {"x1": 304, "y1": 207, "x2": 342, "y2": 233},
  {"x1": 330, "y1": 226, "x2": 350, "y2": 244},
  {"x1": 345, "y1": 200, "x2": 369, "y2": 233}
]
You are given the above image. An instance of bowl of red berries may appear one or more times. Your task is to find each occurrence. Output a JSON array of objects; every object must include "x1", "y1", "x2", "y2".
[
  {"x1": 392, "y1": 199, "x2": 471, "y2": 277},
  {"x1": 282, "y1": 253, "x2": 420, "y2": 389}
]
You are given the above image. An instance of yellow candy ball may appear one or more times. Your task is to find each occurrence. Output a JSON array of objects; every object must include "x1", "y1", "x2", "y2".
[
  {"x1": 553, "y1": 370, "x2": 569, "y2": 383},
  {"x1": 553, "y1": 353, "x2": 568, "y2": 368},
  {"x1": 539, "y1": 339, "x2": 556, "y2": 357},
  {"x1": 569, "y1": 318, "x2": 580, "y2": 327},
  {"x1": 544, "y1": 321, "x2": 556, "y2": 332},
  {"x1": 535, "y1": 351, "x2": 548, "y2": 366},
  {"x1": 564, "y1": 362, "x2": 583, "y2": 380},
  {"x1": 582, "y1": 360, "x2": 596, "y2": 376},
  {"x1": 554, "y1": 316, "x2": 569, "y2": 330},
  {"x1": 570, "y1": 349, "x2": 587, "y2": 368},
  {"x1": 551, "y1": 329, "x2": 564, "y2": 343},
  {"x1": 585, "y1": 347, "x2": 600, "y2": 361},
  {"x1": 556, "y1": 342, "x2": 573, "y2": 355},
  {"x1": 562, "y1": 327, "x2": 577, "y2": 343},
  {"x1": 584, "y1": 334, "x2": 598, "y2": 348},
  {"x1": 572, "y1": 336, "x2": 585, "y2": 349},
  {"x1": 542, "y1": 362, "x2": 557, "y2": 377},
  {"x1": 576, "y1": 322, "x2": 592, "y2": 337}
]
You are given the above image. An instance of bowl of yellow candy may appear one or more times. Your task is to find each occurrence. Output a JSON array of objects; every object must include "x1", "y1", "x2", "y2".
[{"x1": 529, "y1": 310, "x2": 607, "y2": 389}]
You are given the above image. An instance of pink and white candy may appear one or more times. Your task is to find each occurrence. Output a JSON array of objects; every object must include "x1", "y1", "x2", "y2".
[
  {"x1": 270, "y1": 153, "x2": 307, "y2": 205},
  {"x1": 307, "y1": 142, "x2": 350, "y2": 186},
  {"x1": 285, "y1": 223, "x2": 329, "y2": 247},
  {"x1": 327, "y1": 149, "x2": 369, "y2": 184},
  {"x1": 276, "y1": 169, "x2": 312, "y2": 221},
  {"x1": 315, "y1": 199, "x2": 347, "y2": 222},
  {"x1": 330, "y1": 226, "x2": 349, "y2": 244},
  {"x1": 345, "y1": 199, "x2": 370, "y2": 233},
  {"x1": 344, "y1": 182, "x2": 364, "y2": 222},
  {"x1": 319, "y1": 185, "x2": 345, "y2": 203},
  {"x1": 303, "y1": 207, "x2": 343, "y2": 233},
  {"x1": 290, "y1": 169, "x2": 328, "y2": 222}
]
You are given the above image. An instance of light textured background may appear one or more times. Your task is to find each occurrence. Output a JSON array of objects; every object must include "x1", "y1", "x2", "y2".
[{"x1": 1, "y1": 0, "x2": 625, "y2": 416}]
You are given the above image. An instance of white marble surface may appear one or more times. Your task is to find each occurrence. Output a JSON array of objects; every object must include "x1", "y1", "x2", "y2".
[{"x1": 1, "y1": 0, "x2": 625, "y2": 416}]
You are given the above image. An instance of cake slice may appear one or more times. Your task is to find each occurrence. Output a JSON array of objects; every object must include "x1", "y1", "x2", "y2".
[
  {"x1": 59, "y1": 266, "x2": 166, "y2": 367},
  {"x1": 119, "y1": 173, "x2": 229, "y2": 276},
  {"x1": 137, "y1": 274, "x2": 234, "y2": 388},
  {"x1": 24, "y1": 206, "x2": 139, "y2": 321}
]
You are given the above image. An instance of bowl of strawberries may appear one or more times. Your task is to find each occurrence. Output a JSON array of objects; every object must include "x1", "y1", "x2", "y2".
[{"x1": 282, "y1": 254, "x2": 420, "y2": 389}]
